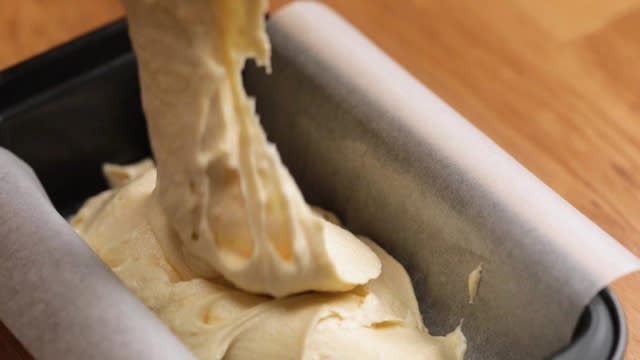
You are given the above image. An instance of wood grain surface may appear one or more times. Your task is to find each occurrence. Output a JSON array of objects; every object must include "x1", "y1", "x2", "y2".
[{"x1": 1, "y1": 0, "x2": 639, "y2": 359}]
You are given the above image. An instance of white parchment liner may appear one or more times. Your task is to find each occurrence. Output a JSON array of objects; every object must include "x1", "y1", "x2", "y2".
[
  {"x1": 0, "y1": 149, "x2": 195, "y2": 360},
  {"x1": 244, "y1": 3, "x2": 640, "y2": 359}
]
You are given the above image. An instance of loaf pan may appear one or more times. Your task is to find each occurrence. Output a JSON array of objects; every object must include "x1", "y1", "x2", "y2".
[{"x1": 0, "y1": 13, "x2": 628, "y2": 360}]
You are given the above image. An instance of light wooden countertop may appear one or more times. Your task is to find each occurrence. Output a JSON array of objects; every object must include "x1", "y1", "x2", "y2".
[{"x1": 1, "y1": 0, "x2": 639, "y2": 358}]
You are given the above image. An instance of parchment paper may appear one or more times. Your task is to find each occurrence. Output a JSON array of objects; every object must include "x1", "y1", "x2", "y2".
[
  {"x1": 0, "y1": 2, "x2": 638, "y2": 359},
  {"x1": 244, "y1": 2, "x2": 640, "y2": 359},
  {"x1": 0, "y1": 148, "x2": 196, "y2": 359}
]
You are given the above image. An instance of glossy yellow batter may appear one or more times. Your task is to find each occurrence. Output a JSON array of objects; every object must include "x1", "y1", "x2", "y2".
[
  {"x1": 120, "y1": 0, "x2": 380, "y2": 298},
  {"x1": 71, "y1": 0, "x2": 467, "y2": 358}
]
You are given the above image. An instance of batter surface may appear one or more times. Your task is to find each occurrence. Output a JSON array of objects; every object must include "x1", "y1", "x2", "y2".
[{"x1": 72, "y1": 0, "x2": 467, "y2": 358}]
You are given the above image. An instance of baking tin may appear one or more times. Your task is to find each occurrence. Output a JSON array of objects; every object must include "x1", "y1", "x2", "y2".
[{"x1": 0, "y1": 18, "x2": 626, "y2": 360}]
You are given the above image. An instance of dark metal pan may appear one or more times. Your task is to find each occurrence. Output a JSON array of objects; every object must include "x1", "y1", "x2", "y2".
[{"x1": 0, "y1": 19, "x2": 626, "y2": 360}]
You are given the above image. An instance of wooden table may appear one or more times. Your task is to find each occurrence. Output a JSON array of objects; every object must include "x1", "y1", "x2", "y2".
[{"x1": 1, "y1": 0, "x2": 639, "y2": 358}]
